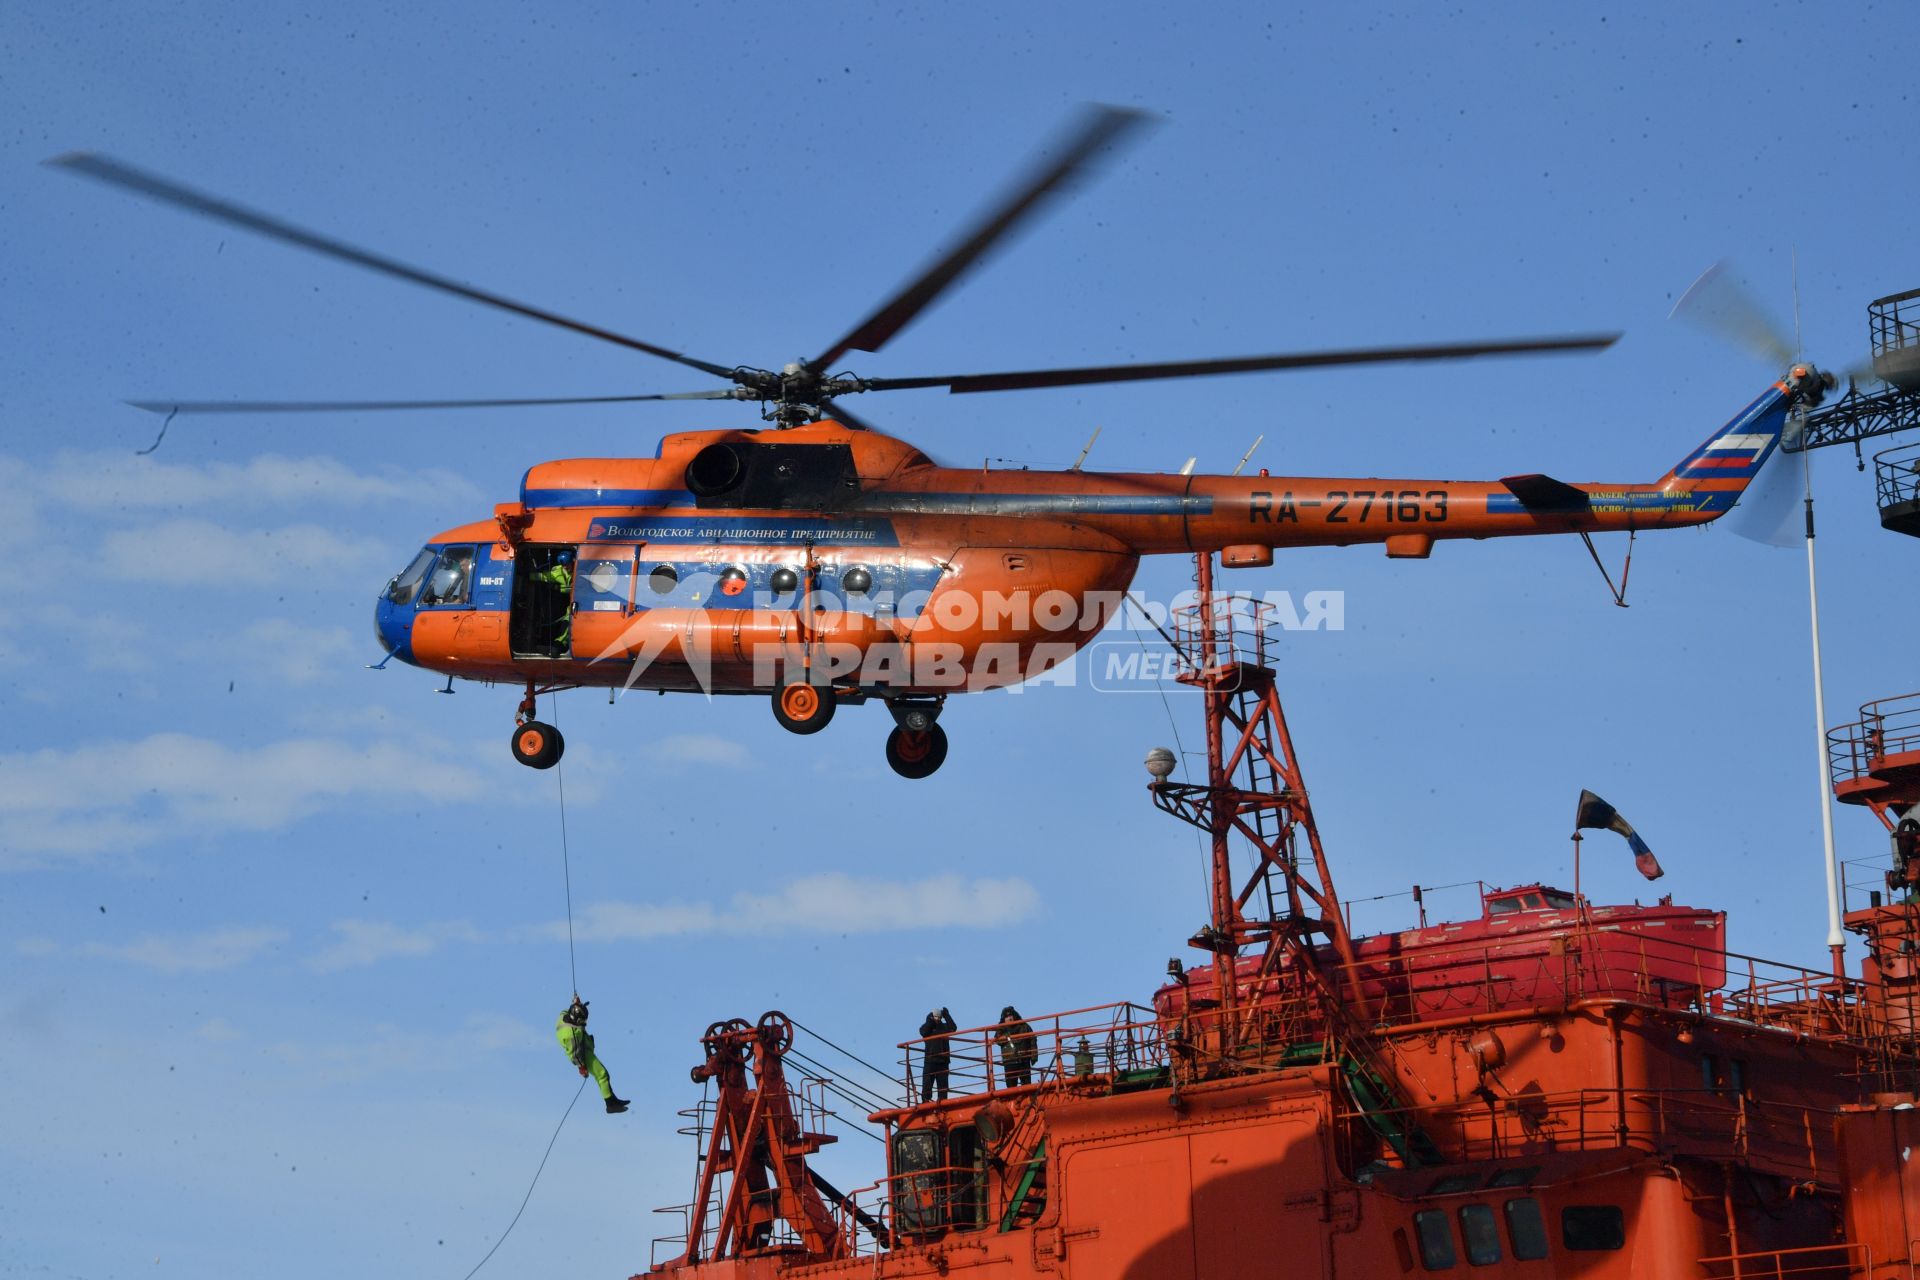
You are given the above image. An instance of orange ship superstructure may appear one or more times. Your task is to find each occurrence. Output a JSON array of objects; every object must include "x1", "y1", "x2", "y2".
[{"x1": 630, "y1": 545, "x2": 1920, "y2": 1280}]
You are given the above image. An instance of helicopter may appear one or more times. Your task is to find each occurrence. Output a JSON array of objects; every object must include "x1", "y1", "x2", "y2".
[{"x1": 50, "y1": 107, "x2": 1835, "y2": 778}]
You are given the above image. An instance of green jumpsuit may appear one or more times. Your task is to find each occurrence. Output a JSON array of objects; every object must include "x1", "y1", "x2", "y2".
[
  {"x1": 532, "y1": 563, "x2": 573, "y2": 647},
  {"x1": 557, "y1": 1013, "x2": 613, "y2": 1100}
]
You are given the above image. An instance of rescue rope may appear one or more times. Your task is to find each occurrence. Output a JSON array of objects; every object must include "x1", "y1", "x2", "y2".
[
  {"x1": 1124, "y1": 594, "x2": 1211, "y2": 902},
  {"x1": 550, "y1": 693, "x2": 579, "y2": 997},
  {"x1": 457, "y1": 1078, "x2": 587, "y2": 1280}
]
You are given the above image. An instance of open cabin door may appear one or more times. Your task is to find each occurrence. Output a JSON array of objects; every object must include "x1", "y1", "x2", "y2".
[{"x1": 508, "y1": 544, "x2": 581, "y2": 659}]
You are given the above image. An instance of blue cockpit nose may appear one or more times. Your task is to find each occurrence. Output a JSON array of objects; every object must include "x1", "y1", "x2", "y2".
[{"x1": 373, "y1": 594, "x2": 418, "y2": 666}]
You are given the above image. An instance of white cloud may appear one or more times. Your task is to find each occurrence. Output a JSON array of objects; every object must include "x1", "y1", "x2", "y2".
[
  {"x1": 0, "y1": 603, "x2": 155, "y2": 674},
  {"x1": 241, "y1": 620, "x2": 361, "y2": 685},
  {"x1": 16, "y1": 925, "x2": 288, "y2": 973},
  {"x1": 460, "y1": 1012, "x2": 540, "y2": 1052},
  {"x1": 565, "y1": 900, "x2": 721, "y2": 942},
  {"x1": 0, "y1": 731, "x2": 486, "y2": 865},
  {"x1": 31, "y1": 450, "x2": 478, "y2": 511},
  {"x1": 642, "y1": 733, "x2": 752, "y2": 768},
  {"x1": 307, "y1": 919, "x2": 484, "y2": 972},
  {"x1": 263, "y1": 1013, "x2": 540, "y2": 1083},
  {"x1": 551, "y1": 873, "x2": 1039, "y2": 943},
  {"x1": 100, "y1": 517, "x2": 387, "y2": 585},
  {"x1": 735, "y1": 872, "x2": 1039, "y2": 932}
]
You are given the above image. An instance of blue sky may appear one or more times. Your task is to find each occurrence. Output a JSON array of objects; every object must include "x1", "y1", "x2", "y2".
[{"x1": 4, "y1": 3, "x2": 1917, "y2": 1277}]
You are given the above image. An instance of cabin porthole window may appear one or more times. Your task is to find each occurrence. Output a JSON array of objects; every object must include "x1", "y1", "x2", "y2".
[
  {"x1": 1413, "y1": 1209, "x2": 1456, "y2": 1271},
  {"x1": 649, "y1": 564, "x2": 679, "y2": 595},
  {"x1": 1561, "y1": 1205, "x2": 1625, "y2": 1252},
  {"x1": 1457, "y1": 1204, "x2": 1501, "y2": 1266},
  {"x1": 1503, "y1": 1198, "x2": 1549, "y2": 1261}
]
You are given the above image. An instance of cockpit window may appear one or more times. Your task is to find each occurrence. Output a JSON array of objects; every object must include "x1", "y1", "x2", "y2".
[
  {"x1": 422, "y1": 546, "x2": 475, "y2": 607},
  {"x1": 387, "y1": 548, "x2": 437, "y2": 605},
  {"x1": 1542, "y1": 891, "x2": 1576, "y2": 910}
]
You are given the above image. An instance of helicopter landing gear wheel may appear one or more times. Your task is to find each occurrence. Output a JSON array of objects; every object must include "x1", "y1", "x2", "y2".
[
  {"x1": 772, "y1": 680, "x2": 836, "y2": 735},
  {"x1": 511, "y1": 720, "x2": 564, "y2": 769},
  {"x1": 885, "y1": 724, "x2": 948, "y2": 779}
]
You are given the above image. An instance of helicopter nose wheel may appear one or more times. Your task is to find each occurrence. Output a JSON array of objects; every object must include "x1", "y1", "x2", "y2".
[
  {"x1": 885, "y1": 724, "x2": 949, "y2": 779},
  {"x1": 772, "y1": 680, "x2": 836, "y2": 735},
  {"x1": 512, "y1": 720, "x2": 565, "y2": 769}
]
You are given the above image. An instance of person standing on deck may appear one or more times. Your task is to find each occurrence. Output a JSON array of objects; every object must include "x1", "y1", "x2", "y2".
[
  {"x1": 994, "y1": 1006, "x2": 1038, "y2": 1088},
  {"x1": 919, "y1": 1007, "x2": 957, "y2": 1102}
]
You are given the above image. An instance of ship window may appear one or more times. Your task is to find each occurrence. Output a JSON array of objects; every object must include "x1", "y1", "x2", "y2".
[
  {"x1": 1458, "y1": 1204, "x2": 1501, "y2": 1266},
  {"x1": 1729, "y1": 1058, "x2": 1747, "y2": 1095},
  {"x1": 945, "y1": 1125, "x2": 986, "y2": 1231},
  {"x1": 1392, "y1": 1227, "x2": 1416, "y2": 1273},
  {"x1": 1487, "y1": 1166, "x2": 1540, "y2": 1188},
  {"x1": 1520, "y1": 893, "x2": 1546, "y2": 909},
  {"x1": 1561, "y1": 1205, "x2": 1625, "y2": 1251},
  {"x1": 1427, "y1": 1173, "x2": 1481, "y2": 1195},
  {"x1": 1541, "y1": 891, "x2": 1576, "y2": 909},
  {"x1": 1414, "y1": 1210, "x2": 1456, "y2": 1270},
  {"x1": 1503, "y1": 1198, "x2": 1548, "y2": 1261},
  {"x1": 1487, "y1": 896, "x2": 1523, "y2": 916},
  {"x1": 1700, "y1": 1053, "x2": 1722, "y2": 1093},
  {"x1": 648, "y1": 564, "x2": 679, "y2": 594},
  {"x1": 890, "y1": 1129, "x2": 944, "y2": 1235}
]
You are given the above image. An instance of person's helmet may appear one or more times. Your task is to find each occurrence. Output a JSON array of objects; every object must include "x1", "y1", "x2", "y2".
[
  {"x1": 556, "y1": 550, "x2": 574, "y2": 565},
  {"x1": 564, "y1": 999, "x2": 589, "y2": 1026},
  {"x1": 1001, "y1": 1006, "x2": 1019, "y2": 1020}
]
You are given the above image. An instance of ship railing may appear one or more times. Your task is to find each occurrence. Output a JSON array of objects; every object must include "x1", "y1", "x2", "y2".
[
  {"x1": 1696, "y1": 1240, "x2": 1869, "y2": 1279},
  {"x1": 1169, "y1": 592, "x2": 1277, "y2": 674},
  {"x1": 1830, "y1": 688, "x2": 1920, "y2": 787},
  {"x1": 1341, "y1": 879, "x2": 1489, "y2": 938},
  {"x1": 900, "y1": 1000, "x2": 1168, "y2": 1105},
  {"x1": 675, "y1": 1098, "x2": 715, "y2": 1144},
  {"x1": 1152, "y1": 915, "x2": 1911, "y2": 1065},
  {"x1": 647, "y1": 1193, "x2": 721, "y2": 1269},
  {"x1": 648, "y1": 1069, "x2": 885, "y2": 1265},
  {"x1": 827, "y1": 1161, "x2": 1012, "y2": 1258},
  {"x1": 1872, "y1": 286, "x2": 1920, "y2": 359},
  {"x1": 1845, "y1": 853, "x2": 1901, "y2": 914},
  {"x1": 1335, "y1": 1086, "x2": 1839, "y2": 1183},
  {"x1": 1874, "y1": 442, "x2": 1920, "y2": 516},
  {"x1": 1288, "y1": 923, "x2": 1891, "y2": 1052}
]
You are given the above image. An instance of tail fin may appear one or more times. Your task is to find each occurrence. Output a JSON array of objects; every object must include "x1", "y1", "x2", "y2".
[{"x1": 1654, "y1": 383, "x2": 1793, "y2": 515}]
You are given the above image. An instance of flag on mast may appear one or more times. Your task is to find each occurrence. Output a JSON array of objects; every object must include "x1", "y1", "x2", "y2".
[{"x1": 1576, "y1": 790, "x2": 1664, "y2": 881}]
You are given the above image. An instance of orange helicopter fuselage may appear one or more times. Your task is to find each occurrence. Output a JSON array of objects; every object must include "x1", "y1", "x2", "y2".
[{"x1": 376, "y1": 380, "x2": 1797, "y2": 699}]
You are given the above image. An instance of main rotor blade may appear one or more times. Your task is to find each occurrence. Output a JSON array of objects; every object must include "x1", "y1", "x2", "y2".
[
  {"x1": 812, "y1": 104, "x2": 1152, "y2": 372},
  {"x1": 124, "y1": 390, "x2": 742, "y2": 415},
  {"x1": 861, "y1": 333, "x2": 1622, "y2": 395},
  {"x1": 818, "y1": 398, "x2": 882, "y2": 434},
  {"x1": 49, "y1": 152, "x2": 739, "y2": 381}
]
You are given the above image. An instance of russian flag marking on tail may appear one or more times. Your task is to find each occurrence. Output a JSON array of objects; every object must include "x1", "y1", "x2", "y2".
[{"x1": 1658, "y1": 385, "x2": 1792, "y2": 491}]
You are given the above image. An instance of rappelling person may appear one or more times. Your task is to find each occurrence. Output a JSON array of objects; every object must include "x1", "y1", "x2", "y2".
[
  {"x1": 531, "y1": 550, "x2": 574, "y2": 651},
  {"x1": 557, "y1": 996, "x2": 629, "y2": 1114},
  {"x1": 919, "y1": 1007, "x2": 957, "y2": 1103},
  {"x1": 994, "y1": 1006, "x2": 1038, "y2": 1089}
]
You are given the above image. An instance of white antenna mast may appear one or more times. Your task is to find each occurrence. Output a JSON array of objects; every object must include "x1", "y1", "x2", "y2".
[
  {"x1": 1231, "y1": 433, "x2": 1265, "y2": 476},
  {"x1": 1070, "y1": 426, "x2": 1101, "y2": 471}
]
